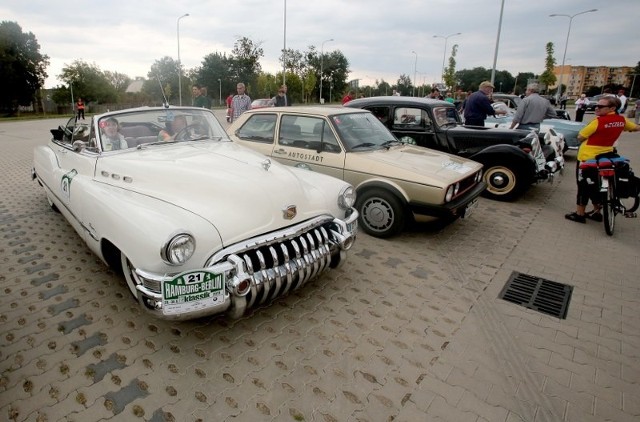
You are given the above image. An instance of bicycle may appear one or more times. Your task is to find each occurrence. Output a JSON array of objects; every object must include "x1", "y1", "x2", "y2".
[{"x1": 580, "y1": 154, "x2": 640, "y2": 235}]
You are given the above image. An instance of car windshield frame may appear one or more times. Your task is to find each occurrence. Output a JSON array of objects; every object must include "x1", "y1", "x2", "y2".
[
  {"x1": 96, "y1": 108, "x2": 228, "y2": 153},
  {"x1": 329, "y1": 112, "x2": 398, "y2": 151}
]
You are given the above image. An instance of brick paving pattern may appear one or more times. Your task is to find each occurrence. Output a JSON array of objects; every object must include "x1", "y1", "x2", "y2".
[{"x1": 1, "y1": 113, "x2": 639, "y2": 421}]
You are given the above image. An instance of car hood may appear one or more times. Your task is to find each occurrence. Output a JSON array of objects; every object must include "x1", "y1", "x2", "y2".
[
  {"x1": 94, "y1": 141, "x2": 341, "y2": 245},
  {"x1": 345, "y1": 144, "x2": 482, "y2": 186}
]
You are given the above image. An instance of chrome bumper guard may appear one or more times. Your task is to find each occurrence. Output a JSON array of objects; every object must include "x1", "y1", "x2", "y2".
[{"x1": 134, "y1": 209, "x2": 358, "y2": 320}]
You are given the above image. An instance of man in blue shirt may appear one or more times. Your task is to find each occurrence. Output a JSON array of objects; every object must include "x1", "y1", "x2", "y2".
[{"x1": 463, "y1": 81, "x2": 505, "y2": 126}]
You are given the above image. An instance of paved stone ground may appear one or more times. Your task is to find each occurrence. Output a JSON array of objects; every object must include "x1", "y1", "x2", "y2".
[{"x1": 1, "y1": 114, "x2": 639, "y2": 422}]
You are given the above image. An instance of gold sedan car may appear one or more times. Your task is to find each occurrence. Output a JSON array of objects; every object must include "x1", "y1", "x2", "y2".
[{"x1": 228, "y1": 106, "x2": 485, "y2": 238}]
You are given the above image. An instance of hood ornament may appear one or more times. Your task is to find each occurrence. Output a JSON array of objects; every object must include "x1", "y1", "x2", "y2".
[
  {"x1": 261, "y1": 158, "x2": 271, "y2": 171},
  {"x1": 282, "y1": 205, "x2": 297, "y2": 220}
]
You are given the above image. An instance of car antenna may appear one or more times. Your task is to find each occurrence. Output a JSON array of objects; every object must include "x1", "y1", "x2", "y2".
[{"x1": 155, "y1": 74, "x2": 170, "y2": 108}]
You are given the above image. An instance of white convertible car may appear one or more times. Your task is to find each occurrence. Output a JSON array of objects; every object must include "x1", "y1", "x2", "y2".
[{"x1": 32, "y1": 107, "x2": 358, "y2": 320}]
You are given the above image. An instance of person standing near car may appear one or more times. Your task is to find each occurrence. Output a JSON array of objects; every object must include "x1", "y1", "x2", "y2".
[
  {"x1": 463, "y1": 81, "x2": 505, "y2": 126},
  {"x1": 617, "y1": 89, "x2": 628, "y2": 114},
  {"x1": 76, "y1": 97, "x2": 85, "y2": 121},
  {"x1": 230, "y1": 83, "x2": 252, "y2": 123},
  {"x1": 509, "y1": 83, "x2": 557, "y2": 131},
  {"x1": 273, "y1": 84, "x2": 292, "y2": 107},
  {"x1": 575, "y1": 93, "x2": 589, "y2": 122},
  {"x1": 192, "y1": 84, "x2": 208, "y2": 108},
  {"x1": 341, "y1": 90, "x2": 355, "y2": 105},
  {"x1": 564, "y1": 96, "x2": 639, "y2": 223}
]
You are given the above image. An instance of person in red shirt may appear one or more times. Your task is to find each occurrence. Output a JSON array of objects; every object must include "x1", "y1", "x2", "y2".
[
  {"x1": 565, "y1": 96, "x2": 639, "y2": 223},
  {"x1": 341, "y1": 90, "x2": 355, "y2": 105},
  {"x1": 225, "y1": 92, "x2": 234, "y2": 122},
  {"x1": 76, "y1": 98, "x2": 85, "y2": 121}
]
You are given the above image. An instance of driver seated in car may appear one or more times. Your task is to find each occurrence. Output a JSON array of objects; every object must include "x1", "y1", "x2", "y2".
[
  {"x1": 158, "y1": 115, "x2": 188, "y2": 141},
  {"x1": 101, "y1": 117, "x2": 129, "y2": 151}
]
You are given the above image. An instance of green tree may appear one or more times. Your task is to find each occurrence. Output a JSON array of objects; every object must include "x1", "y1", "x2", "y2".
[
  {"x1": 443, "y1": 44, "x2": 459, "y2": 90},
  {"x1": 191, "y1": 52, "x2": 232, "y2": 105},
  {"x1": 59, "y1": 60, "x2": 118, "y2": 104},
  {"x1": 142, "y1": 56, "x2": 183, "y2": 105},
  {"x1": 539, "y1": 42, "x2": 557, "y2": 94},
  {"x1": 455, "y1": 67, "x2": 491, "y2": 91},
  {"x1": 229, "y1": 36, "x2": 263, "y2": 92},
  {"x1": 513, "y1": 72, "x2": 535, "y2": 95},
  {"x1": 396, "y1": 74, "x2": 412, "y2": 96},
  {"x1": 104, "y1": 71, "x2": 132, "y2": 101},
  {"x1": 0, "y1": 21, "x2": 49, "y2": 114}
]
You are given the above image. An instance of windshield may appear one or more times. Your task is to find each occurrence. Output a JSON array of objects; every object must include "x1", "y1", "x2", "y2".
[
  {"x1": 330, "y1": 112, "x2": 398, "y2": 151},
  {"x1": 96, "y1": 108, "x2": 227, "y2": 152}
]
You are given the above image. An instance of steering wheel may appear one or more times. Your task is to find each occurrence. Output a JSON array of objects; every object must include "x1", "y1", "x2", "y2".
[{"x1": 174, "y1": 123, "x2": 207, "y2": 141}]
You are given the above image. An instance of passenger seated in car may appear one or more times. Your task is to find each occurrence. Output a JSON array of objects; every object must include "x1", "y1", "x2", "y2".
[
  {"x1": 158, "y1": 115, "x2": 188, "y2": 141},
  {"x1": 101, "y1": 117, "x2": 129, "y2": 151}
]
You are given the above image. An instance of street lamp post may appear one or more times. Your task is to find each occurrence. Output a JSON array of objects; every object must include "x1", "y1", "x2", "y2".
[
  {"x1": 177, "y1": 13, "x2": 189, "y2": 106},
  {"x1": 550, "y1": 8, "x2": 597, "y2": 100},
  {"x1": 319, "y1": 38, "x2": 334, "y2": 103},
  {"x1": 411, "y1": 51, "x2": 417, "y2": 97},
  {"x1": 433, "y1": 32, "x2": 461, "y2": 84},
  {"x1": 218, "y1": 79, "x2": 222, "y2": 106},
  {"x1": 282, "y1": 0, "x2": 287, "y2": 86}
]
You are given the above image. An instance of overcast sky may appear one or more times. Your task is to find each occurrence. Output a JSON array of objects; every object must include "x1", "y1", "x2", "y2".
[{"x1": 3, "y1": 0, "x2": 638, "y2": 89}]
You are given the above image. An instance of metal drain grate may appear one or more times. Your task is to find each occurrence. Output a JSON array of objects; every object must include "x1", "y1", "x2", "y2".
[{"x1": 499, "y1": 272, "x2": 573, "y2": 319}]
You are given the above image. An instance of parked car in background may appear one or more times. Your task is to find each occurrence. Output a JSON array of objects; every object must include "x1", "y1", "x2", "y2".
[
  {"x1": 227, "y1": 106, "x2": 485, "y2": 238},
  {"x1": 486, "y1": 104, "x2": 585, "y2": 151},
  {"x1": 32, "y1": 107, "x2": 358, "y2": 320},
  {"x1": 346, "y1": 96, "x2": 563, "y2": 201},
  {"x1": 491, "y1": 93, "x2": 568, "y2": 119},
  {"x1": 251, "y1": 98, "x2": 275, "y2": 109}
]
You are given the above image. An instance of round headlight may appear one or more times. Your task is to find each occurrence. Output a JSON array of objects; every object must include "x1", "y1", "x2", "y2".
[
  {"x1": 445, "y1": 185, "x2": 455, "y2": 202},
  {"x1": 163, "y1": 233, "x2": 196, "y2": 265},
  {"x1": 338, "y1": 186, "x2": 356, "y2": 209}
]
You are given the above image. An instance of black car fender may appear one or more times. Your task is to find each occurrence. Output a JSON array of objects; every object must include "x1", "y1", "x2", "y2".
[{"x1": 470, "y1": 144, "x2": 536, "y2": 177}]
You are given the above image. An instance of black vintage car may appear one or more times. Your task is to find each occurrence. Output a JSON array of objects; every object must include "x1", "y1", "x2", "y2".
[{"x1": 345, "y1": 96, "x2": 564, "y2": 201}]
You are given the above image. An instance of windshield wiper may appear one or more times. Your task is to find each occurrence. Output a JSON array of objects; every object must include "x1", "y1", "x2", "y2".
[
  {"x1": 380, "y1": 140, "x2": 402, "y2": 148},
  {"x1": 349, "y1": 142, "x2": 378, "y2": 149}
]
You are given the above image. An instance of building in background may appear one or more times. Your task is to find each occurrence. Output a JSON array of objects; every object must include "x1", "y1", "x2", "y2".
[{"x1": 551, "y1": 65, "x2": 634, "y2": 98}]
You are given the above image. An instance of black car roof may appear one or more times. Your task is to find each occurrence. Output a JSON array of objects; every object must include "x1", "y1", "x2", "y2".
[{"x1": 346, "y1": 96, "x2": 453, "y2": 108}]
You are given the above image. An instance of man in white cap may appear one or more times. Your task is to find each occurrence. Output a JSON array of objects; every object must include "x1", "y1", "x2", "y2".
[{"x1": 463, "y1": 81, "x2": 505, "y2": 126}]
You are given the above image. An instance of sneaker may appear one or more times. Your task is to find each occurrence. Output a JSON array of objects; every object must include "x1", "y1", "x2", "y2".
[
  {"x1": 585, "y1": 211, "x2": 603, "y2": 222},
  {"x1": 565, "y1": 212, "x2": 586, "y2": 223}
]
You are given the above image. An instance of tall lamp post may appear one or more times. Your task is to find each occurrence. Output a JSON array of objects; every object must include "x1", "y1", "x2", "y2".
[
  {"x1": 411, "y1": 51, "x2": 417, "y2": 97},
  {"x1": 319, "y1": 38, "x2": 334, "y2": 103},
  {"x1": 218, "y1": 79, "x2": 222, "y2": 106},
  {"x1": 177, "y1": 13, "x2": 189, "y2": 106},
  {"x1": 549, "y1": 8, "x2": 597, "y2": 100},
  {"x1": 282, "y1": 0, "x2": 287, "y2": 86},
  {"x1": 433, "y1": 32, "x2": 461, "y2": 84}
]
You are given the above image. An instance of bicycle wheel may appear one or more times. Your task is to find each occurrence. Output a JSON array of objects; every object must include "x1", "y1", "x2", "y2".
[{"x1": 603, "y1": 180, "x2": 615, "y2": 236}]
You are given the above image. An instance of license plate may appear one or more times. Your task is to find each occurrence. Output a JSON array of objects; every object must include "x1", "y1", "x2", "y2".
[
  {"x1": 461, "y1": 198, "x2": 478, "y2": 218},
  {"x1": 162, "y1": 270, "x2": 225, "y2": 315}
]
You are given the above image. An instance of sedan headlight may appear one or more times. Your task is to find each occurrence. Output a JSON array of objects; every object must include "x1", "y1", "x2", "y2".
[
  {"x1": 445, "y1": 185, "x2": 455, "y2": 202},
  {"x1": 162, "y1": 233, "x2": 196, "y2": 265},
  {"x1": 338, "y1": 186, "x2": 356, "y2": 210}
]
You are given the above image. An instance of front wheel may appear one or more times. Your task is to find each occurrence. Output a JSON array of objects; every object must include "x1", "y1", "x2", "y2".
[
  {"x1": 480, "y1": 161, "x2": 523, "y2": 201},
  {"x1": 603, "y1": 183, "x2": 615, "y2": 236},
  {"x1": 356, "y1": 190, "x2": 406, "y2": 238}
]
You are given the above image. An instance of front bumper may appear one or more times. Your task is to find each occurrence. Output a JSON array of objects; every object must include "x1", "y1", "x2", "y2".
[
  {"x1": 408, "y1": 181, "x2": 487, "y2": 219},
  {"x1": 132, "y1": 210, "x2": 358, "y2": 320}
]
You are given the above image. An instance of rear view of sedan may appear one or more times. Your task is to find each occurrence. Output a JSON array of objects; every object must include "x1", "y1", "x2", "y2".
[{"x1": 228, "y1": 107, "x2": 485, "y2": 238}]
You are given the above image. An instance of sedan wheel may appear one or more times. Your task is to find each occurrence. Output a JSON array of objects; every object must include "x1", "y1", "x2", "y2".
[
  {"x1": 482, "y1": 163, "x2": 520, "y2": 201},
  {"x1": 356, "y1": 190, "x2": 405, "y2": 238}
]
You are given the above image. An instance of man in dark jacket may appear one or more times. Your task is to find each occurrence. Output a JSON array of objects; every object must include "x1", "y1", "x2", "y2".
[
  {"x1": 273, "y1": 85, "x2": 292, "y2": 107},
  {"x1": 463, "y1": 81, "x2": 505, "y2": 126}
]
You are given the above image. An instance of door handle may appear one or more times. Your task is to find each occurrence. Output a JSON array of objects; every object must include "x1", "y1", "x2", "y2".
[{"x1": 274, "y1": 149, "x2": 287, "y2": 155}]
